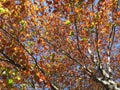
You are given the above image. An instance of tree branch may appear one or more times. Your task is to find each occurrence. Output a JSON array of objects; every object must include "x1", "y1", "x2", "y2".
[
  {"x1": 0, "y1": 28, "x2": 59, "y2": 90},
  {"x1": 0, "y1": 51, "x2": 26, "y2": 70}
]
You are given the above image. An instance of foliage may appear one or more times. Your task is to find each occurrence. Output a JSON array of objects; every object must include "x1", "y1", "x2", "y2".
[{"x1": 0, "y1": 0, "x2": 120, "y2": 90}]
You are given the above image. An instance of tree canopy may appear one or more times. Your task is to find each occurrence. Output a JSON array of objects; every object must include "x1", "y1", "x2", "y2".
[{"x1": 0, "y1": 0, "x2": 120, "y2": 90}]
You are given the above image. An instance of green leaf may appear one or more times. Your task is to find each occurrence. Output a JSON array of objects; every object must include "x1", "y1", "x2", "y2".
[
  {"x1": 20, "y1": 20, "x2": 26, "y2": 27},
  {"x1": 64, "y1": 20, "x2": 71, "y2": 25},
  {"x1": 82, "y1": 37, "x2": 87, "y2": 41},
  {"x1": 50, "y1": 53, "x2": 55, "y2": 62},
  {"x1": 44, "y1": 56, "x2": 48, "y2": 59},
  {"x1": 27, "y1": 41, "x2": 34, "y2": 46},
  {"x1": 0, "y1": 8, "x2": 6, "y2": 13},
  {"x1": 27, "y1": 48, "x2": 32, "y2": 53},
  {"x1": 7, "y1": 78, "x2": 14, "y2": 87},
  {"x1": 94, "y1": 13, "x2": 99, "y2": 19},
  {"x1": 20, "y1": 84, "x2": 26, "y2": 90},
  {"x1": 0, "y1": 7, "x2": 9, "y2": 14},
  {"x1": 69, "y1": 31, "x2": 74, "y2": 36},
  {"x1": 91, "y1": 30, "x2": 95, "y2": 33},
  {"x1": 89, "y1": 25, "x2": 94, "y2": 29}
]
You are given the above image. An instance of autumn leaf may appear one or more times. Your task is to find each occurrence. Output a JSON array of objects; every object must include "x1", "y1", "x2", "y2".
[
  {"x1": 0, "y1": 0, "x2": 7, "y2": 2},
  {"x1": 117, "y1": 11, "x2": 120, "y2": 16},
  {"x1": 0, "y1": 0, "x2": 120, "y2": 90},
  {"x1": 101, "y1": 28, "x2": 107, "y2": 33}
]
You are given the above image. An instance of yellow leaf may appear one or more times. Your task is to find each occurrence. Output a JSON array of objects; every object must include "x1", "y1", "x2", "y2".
[
  {"x1": 101, "y1": 28, "x2": 107, "y2": 33},
  {"x1": 16, "y1": 76, "x2": 21, "y2": 80},
  {"x1": 36, "y1": 72, "x2": 41, "y2": 77},
  {"x1": 14, "y1": 47, "x2": 17, "y2": 51},
  {"x1": 46, "y1": 63, "x2": 51, "y2": 68}
]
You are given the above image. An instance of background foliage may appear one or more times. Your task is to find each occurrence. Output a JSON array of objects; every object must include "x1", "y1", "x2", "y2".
[{"x1": 0, "y1": 0, "x2": 120, "y2": 90}]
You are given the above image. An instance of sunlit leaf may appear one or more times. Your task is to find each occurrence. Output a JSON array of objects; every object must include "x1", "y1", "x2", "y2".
[
  {"x1": 7, "y1": 79, "x2": 14, "y2": 87},
  {"x1": 20, "y1": 20, "x2": 26, "y2": 27},
  {"x1": 64, "y1": 20, "x2": 71, "y2": 25},
  {"x1": 0, "y1": 7, "x2": 6, "y2": 14},
  {"x1": 82, "y1": 37, "x2": 87, "y2": 41},
  {"x1": 0, "y1": 0, "x2": 119, "y2": 90},
  {"x1": 69, "y1": 31, "x2": 74, "y2": 36},
  {"x1": 16, "y1": 76, "x2": 21, "y2": 81}
]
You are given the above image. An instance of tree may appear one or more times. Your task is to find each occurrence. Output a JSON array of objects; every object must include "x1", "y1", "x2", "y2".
[{"x1": 0, "y1": 0, "x2": 120, "y2": 90}]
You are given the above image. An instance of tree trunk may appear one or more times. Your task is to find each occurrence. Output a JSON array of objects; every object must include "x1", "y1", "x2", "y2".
[{"x1": 95, "y1": 77, "x2": 120, "y2": 90}]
